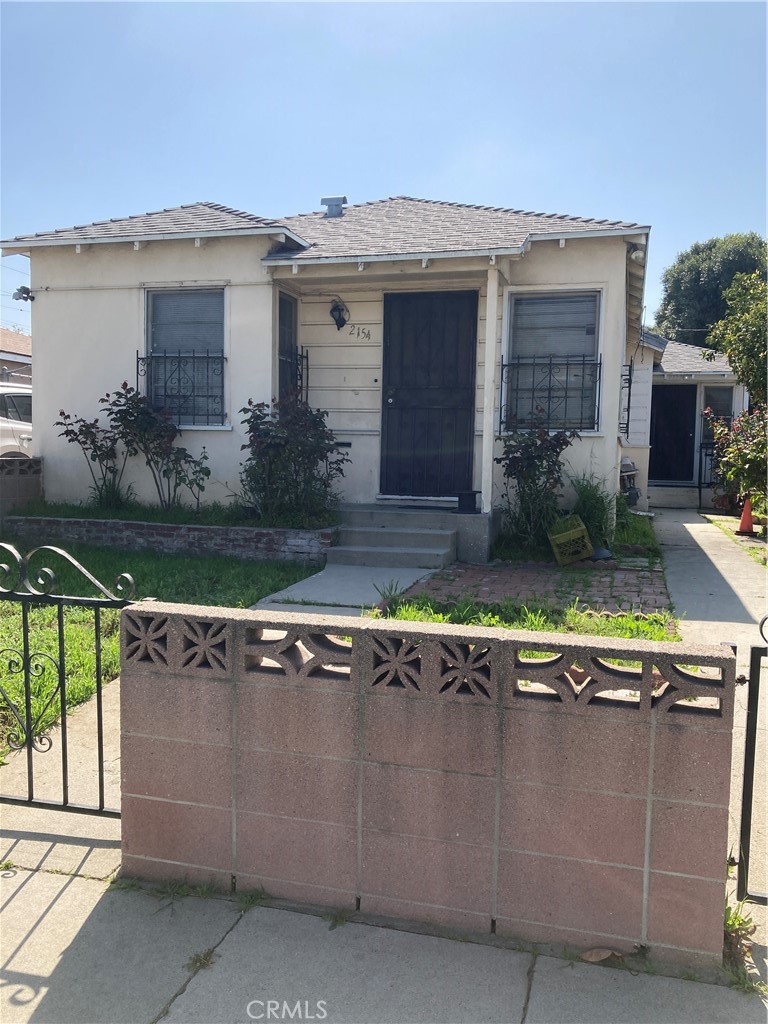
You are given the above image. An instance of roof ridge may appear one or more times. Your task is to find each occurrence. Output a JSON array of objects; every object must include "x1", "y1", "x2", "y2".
[{"x1": 381, "y1": 195, "x2": 637, "y2": 227}]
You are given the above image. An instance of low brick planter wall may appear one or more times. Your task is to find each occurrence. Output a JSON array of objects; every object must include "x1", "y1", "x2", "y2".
[
  {"x1": 3, "y1": 516, "x2": 336, "y2": 563},
  {"x1": 119, "y1": 604, "x2": 736, "y2": 971}
]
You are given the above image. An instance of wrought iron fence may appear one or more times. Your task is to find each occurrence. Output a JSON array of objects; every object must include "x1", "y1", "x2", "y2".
[
  {"x1": 738, "y1": 615, "x2": 768, "y2": 906},
  {"x1": 500, "y1": 355, "x2": 602, "y2": 432},
  {"x1": 0, "y1": 543, "x2": 134, "y2": 817},
  {"x1": 137, "y1": 350, "x2": 226, "y2": 425}
]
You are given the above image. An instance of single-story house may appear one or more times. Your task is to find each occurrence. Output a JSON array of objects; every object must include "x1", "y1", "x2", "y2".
[
  {"x1": 0, "y1": 327, "x2": 32, "y2": 383},
  {"x1": 1, "y1": 195, "x2": 651, "y2": 559},
  {"x1": 641, "y1": 329, "x2": 748, "y2": 509}
]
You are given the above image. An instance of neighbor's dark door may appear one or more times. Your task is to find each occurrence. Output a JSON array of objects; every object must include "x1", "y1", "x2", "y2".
[
  {"x1": 649, "y1": 384, "x2": 697, "y2": 481},
  {"x1": 380, "y1": 291, "x2": 477, "y2": 496}
]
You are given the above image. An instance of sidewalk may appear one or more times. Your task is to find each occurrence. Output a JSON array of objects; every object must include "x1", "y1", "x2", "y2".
[
  {"x1": 2, "y1": 858, "x2": 766, "y2": 1024},
  {"x1": 654, "y1": 508, "x2": 768, "y2": 989}
]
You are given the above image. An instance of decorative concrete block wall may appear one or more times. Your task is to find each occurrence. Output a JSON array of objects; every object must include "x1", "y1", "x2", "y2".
[
  {"x1": 5, "y1": 516, "x2": 336, "y2": 563},
  {"x1": 120, "y1": 605, "x2": 736, "y2": 970},
  {"x1": 0, "y1": 459, "x2": 42, "y2": 526}
]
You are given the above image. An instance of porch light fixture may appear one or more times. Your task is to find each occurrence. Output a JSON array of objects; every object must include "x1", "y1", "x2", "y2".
[
  {"x1": 627, "y1": 243, "x2": 646, "y2": 265},
  {"x1": 329, "y1": 298, "x2": 349, "y2": 331}
]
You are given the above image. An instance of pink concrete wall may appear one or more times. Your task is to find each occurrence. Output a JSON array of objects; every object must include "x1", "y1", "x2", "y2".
[{"x1": 120, "y1": 604, "x2": 736, "y2": 970}]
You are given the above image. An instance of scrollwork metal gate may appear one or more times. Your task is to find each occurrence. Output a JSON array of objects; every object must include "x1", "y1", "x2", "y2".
[{"x1": 0, "y1": 543, "x2": 134, "y2": 818}]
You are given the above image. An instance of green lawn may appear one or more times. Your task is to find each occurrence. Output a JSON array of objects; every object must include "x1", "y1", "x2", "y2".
[{"x1": 0, "y1": 543, "x2": 315, "y2": 750}]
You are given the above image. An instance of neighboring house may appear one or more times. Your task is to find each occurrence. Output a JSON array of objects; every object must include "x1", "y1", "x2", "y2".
[
  {"x1": 1, "y1": 196, "x2": 650, "y2": 557},
  {"x1": 0, "y1": 327, "x2": 32, "y2": 383},
  {"x1": 641, "y1": 330, "x2": 748, "y2": 509}
]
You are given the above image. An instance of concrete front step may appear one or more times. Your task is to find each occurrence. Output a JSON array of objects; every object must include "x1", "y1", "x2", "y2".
[
  {"x1": 337, "y1": 525, "x2": 457, "y2": 551},
  {"x1": 339, "y1": 505, "x2": 465, "y2": 531},
  {"x1": 326, "y1": 545, "x2": 451, "y2": 569}
]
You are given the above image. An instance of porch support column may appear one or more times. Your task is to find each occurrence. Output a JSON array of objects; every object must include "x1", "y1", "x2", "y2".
[{"x1": 480, "y1": 266, "x2": 500, "y2": 514}]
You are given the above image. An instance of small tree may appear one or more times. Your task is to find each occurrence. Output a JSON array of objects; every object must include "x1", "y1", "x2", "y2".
[
  {"x1": 708, "y1": 406, "x2": 767, "y2": 517},
  {"x1": 239, "y1": 396, "x2": 350, "y2": 527},
  {"x1": 654, "y1": 233, "x2": 766, "y2": 344},
  {"x1": 494, "y1": 417, "x2": 578, "y2": 547},
  {"x1": 705, "y1": 271, "x2": 767, "y2": 405}
]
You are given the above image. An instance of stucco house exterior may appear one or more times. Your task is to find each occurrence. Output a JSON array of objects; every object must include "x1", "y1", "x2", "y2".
[
  {"x1": 641, "y1": 330, "x2": 748, "y2": 509},
  {"x1": 1, "y1": 196, "x2": 651, "y2": 557}
]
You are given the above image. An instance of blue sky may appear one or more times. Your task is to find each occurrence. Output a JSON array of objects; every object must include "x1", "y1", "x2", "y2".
[{"x1": 1, "y1": 1, "x2": 765, "y2": 336}]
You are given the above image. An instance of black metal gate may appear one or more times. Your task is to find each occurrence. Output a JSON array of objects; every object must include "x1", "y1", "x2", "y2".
[
  {"x1": 737, "y1": 614, "x2": 768, "y2": 905},
  {"x1": 0, "y1": 543, "x2": 133, "y2": 818}
]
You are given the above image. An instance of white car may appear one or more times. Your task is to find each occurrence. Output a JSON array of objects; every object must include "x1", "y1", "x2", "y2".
[{"x1": 0, "y1": 382, "x2": 33, "y2": 457}]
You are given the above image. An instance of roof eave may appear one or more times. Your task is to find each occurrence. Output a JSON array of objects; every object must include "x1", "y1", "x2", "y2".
[
  {"x1": 264, "y1": 243, "x2": 529, "y2": 267},
  {"x1": 1, "y1": 225, "x2": 309, "y2": 256}
]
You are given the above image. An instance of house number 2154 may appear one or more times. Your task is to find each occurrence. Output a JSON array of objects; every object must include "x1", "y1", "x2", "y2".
[{"x1": 348, "y1": 325, "x2": 372, "y2": 340}]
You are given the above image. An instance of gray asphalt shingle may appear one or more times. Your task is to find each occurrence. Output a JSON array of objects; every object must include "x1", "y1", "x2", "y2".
[{"x1": 276, "y1": 196, "x2": 645, "y2": 260}]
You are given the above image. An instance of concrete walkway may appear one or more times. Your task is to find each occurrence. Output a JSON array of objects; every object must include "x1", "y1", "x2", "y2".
[{"x1": 255, "y1": 563, "x2": 432, "y2": 616}]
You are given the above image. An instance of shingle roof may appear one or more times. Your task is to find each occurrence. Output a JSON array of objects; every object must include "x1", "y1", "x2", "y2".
[
  {"x1": 272, "y1": 196, "x2": 647, "y2": 261},
  {"x1": 653, "y1": 337, "x2": 733, "y2": 376},
  {"x1": 4, "y1": 202, "x2": 290, "y2": 244},
  {"x1": 0, "y1": 327, "x2": 31, "y2": 357}
]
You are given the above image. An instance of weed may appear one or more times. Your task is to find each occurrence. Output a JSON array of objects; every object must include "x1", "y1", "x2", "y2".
[
  {"x1": 192, "y1": 882, "x2": 217, "y2": 899},
  {"x1": 373, "y1": 580, "x2": 405, "y2": 605},
  {"x1": 322, "y1": 909, "x2": 352, "y2": 930},
  {"x1": 723, "y1": 898, "x2": 767, "y2": 994},
  {"x1": 0, "y1": 859, "x2": 15, "y2": 872},
  {"x1": 185, "y1": 948, "x2": 217, "y2": 972},
  {"x1": 108, "y1": 877, "x2": 143, "y2": 892},
  {"x1": 153, "y1": 881, "x2": 193, "y2": 903},
  {"x1": 237, "y1": 888, "x2": 270, "y2": 911}
]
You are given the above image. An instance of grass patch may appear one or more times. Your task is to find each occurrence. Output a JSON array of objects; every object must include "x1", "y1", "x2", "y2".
[
  {"x1": 614, "y1": 512, "x2": 661, "y2": 558},
  {"x1": 384, "y1": 594, "x2": 679, "y2": 642},
  {"x1": 0, "y1": 543, "x2": 314, "y2": 750},
  {"x1": 12, "y1": 498, "x2": 339, "y2": 531}
]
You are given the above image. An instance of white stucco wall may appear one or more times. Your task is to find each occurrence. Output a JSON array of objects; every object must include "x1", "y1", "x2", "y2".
[
  {"x1": 490, "y1": 236, "x2": 630, "y2": 509},
  {"x1": 29, "y1": 236, "x2": 274, "y2": 504},
  {"x1": 29, "y1": 231, "x2": 636, "y2": 512}
]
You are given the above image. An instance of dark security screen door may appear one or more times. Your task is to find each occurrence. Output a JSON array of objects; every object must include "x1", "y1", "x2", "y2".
[
  {"x1": 380, "y1": 291, "x2": 477, "y2": 496},
  {"x1": 649, "y1": 384, "x2": 697, "y2": 481}
]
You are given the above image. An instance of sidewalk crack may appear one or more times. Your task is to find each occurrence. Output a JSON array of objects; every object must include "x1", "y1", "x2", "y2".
[
  {"x1": 520, "y1": 952, "x2": 538, "y2": 1024},
  {"x1": 149, "y1": 907, "x2": 245, "y2": 1023}
]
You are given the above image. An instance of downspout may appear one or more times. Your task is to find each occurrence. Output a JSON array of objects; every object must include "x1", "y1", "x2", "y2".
[{"x1": 481, "y1": 265, "x2": 500, "y2": 514}]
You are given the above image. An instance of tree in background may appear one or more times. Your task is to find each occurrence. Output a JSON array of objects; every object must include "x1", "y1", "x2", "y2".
[
  {"x1": 654, "y1": 233, "x2": 766, "y2": 344},
  {"x1": 705, "y1": 271, "x2": 767, "y2": 405}
]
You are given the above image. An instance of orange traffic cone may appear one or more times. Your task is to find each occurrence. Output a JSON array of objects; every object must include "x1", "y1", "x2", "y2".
[{"x1": 736, "y1": 496, "x2": 756, "y2": 536}]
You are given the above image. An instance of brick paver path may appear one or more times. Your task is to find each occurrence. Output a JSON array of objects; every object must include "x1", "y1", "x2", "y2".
[{"x1": 403, "y1": 559, "x2": 672, "y2": 614}]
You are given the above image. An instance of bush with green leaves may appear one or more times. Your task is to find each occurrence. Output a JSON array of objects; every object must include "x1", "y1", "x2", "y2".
[
  {"x1": 57, "y1": 383, "x2": 210, "y2": 512},
  {"x1": 55, "y1": 409, "x2": 134, "y2": 509},
  {"x1": 494, "y1": 418, "x2": 578, "y2": 547},
  {"x1": 239, "y1": 396, "x2": 350, "y2": 528},
  {"x1": 708, "y1": 405, "x2": 767, "y2": 517}
]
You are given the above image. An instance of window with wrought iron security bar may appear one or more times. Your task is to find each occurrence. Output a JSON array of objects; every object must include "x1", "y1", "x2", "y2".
[
  {"x1": 501, "y1": 292, "x2": 602, "y2": 432},
  {"x1": 138, "y1": 289, "x2": 226, "y2": 426}
]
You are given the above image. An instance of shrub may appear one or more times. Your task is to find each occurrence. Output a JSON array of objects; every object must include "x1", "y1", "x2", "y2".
[
  {"x1": 239, "y1": 396, "x2": 349, "y2": 528},
  {"x1": 57, "y1": 383, "x2": 210, "y2": 513},
  {"x1": 708, "y1": 405, "x2": 767, "y2": 517},
  {"x1": 494, "y1": 417, "x2": 578, "y2": 547},
  {"x1": 55, "y1": 410, "x2": 134, "y2": 509}
]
